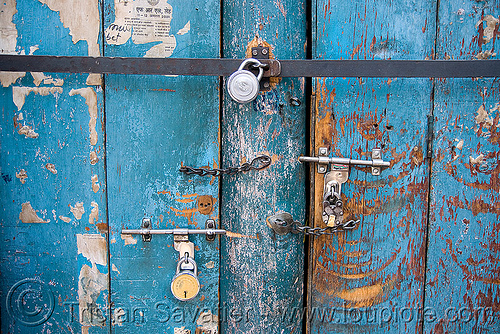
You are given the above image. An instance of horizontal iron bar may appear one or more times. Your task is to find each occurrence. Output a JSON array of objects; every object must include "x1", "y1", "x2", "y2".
[
  {"x1": 1, "y1": 55, "x2": 499, "y2": 78},
  {"x1": 121, "y1": 228, "x2": 227, "y2": 235},
  {"x1": 299, "y1": 156, "x2": 391, "y2": 167}
]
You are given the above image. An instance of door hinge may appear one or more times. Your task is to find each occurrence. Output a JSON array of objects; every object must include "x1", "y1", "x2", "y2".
[{"x1": 426, "y1": 114, "x2": 434, "y2": 159}]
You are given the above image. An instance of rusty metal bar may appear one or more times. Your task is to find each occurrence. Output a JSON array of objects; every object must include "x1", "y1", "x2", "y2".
[{"x1": 1, "y1": 55, "x2": 499, "y2": 78}]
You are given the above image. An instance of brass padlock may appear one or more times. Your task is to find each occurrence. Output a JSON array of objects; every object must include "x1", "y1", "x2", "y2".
[
  {"x1": 170, "y1": 253, "x2": 200, "y2": 301},
  {"x1": 227, "y1": 58, "x2": 264, "y2": 103}
]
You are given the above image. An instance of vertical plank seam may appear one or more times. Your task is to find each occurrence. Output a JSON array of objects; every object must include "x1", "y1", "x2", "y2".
[
  {"x1": 218, "y1": 0, "x2": 224, "y2": 332},
  {"x1": 419, "y1": 1, "x2": 441, "y2": 333},
  {"x1": 306, "y1": 2, "x2": 318, "y2": 331},
  {"x1": 99, "y1": 0, "x2": 113, "y2": 332},
  {"x1": 302, "y1": 0, "x2": 314, "y2": 333}
]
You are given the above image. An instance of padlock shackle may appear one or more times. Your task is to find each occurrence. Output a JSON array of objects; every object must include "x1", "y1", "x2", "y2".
[{"x1": 238, "y1": 58, "x2": 264, "y2": 81}]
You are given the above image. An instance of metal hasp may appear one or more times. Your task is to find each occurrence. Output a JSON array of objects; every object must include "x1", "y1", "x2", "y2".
[
  {"x1": 122, "y1": 218, "x2": 226, "y2": 241},
  {"x1": 299, "y1": 147, "x2": 391, "y2": 227},
  {"x1": 251, "y1": 46, "x2": 273, "y2": 91},
  {"x1": 267, "y1": 212, "x2": 358, "y2": 236},
  {"x1": 121, "y1": 218, "x2": 225, "y2": 301}
]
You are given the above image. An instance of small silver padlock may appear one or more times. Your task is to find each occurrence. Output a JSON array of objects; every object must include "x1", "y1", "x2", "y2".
[
  {"x1": 170, "y1": 253, "x2": 200, "y2": 301},
  {"x1": 227, "y1": 58, "x2": 264, "y2": 104}
]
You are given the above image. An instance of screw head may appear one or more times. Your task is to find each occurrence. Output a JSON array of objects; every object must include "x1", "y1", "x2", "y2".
[
  {"x1": 252, "y1": 49, "x2": 258, "y2": 56},
  {"x1": 263, "y1": 82, "x2": 270, "y2": 88},
  {"x1": 318, "y1": 166, "x2": 326, "y2": 173},
  {"x1": 319, "y1": 147, "x2": 328, "y2": 156},
  {"x1": 373, "y1": 167, "x2": 380, "y2": 175},
  {"x1": 262, "y1": 48, "x2": 268, "y2": 55}
]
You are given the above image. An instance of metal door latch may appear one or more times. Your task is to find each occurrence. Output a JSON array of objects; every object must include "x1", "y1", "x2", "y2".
[
  {"x1": 299, "y1": 147, "x2": 391, "y2": 227},
  {"x1": 267, "y1": 212, "x2": 357, "y2": 236},
  {"x1": 121, "y1": 218, "x2": 226, "y2": 301}
]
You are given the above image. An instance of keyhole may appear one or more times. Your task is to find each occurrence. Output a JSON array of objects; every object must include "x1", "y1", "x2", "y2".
[{"x1": 184, "y1": 291, "x2": 187, "y2": 298}]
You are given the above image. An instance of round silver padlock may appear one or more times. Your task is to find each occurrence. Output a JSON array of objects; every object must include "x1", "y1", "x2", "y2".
[{"x1": 227, "y1": 58, "x2": 264, "y2": 104}]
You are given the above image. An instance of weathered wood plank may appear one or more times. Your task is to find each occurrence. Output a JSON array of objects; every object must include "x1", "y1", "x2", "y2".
[
  {"x1": 220, "y1": 1, "x2": 307, "y2": 333},
  {"x1": 104, "y1": 0, "x2": 221, "y2": 332},
  {"x1": 424, "y1": 1, "x2": 500, "y2": 333},
  {"x1": 309, "y1": 1, "x2": 436, "y2": 333},
  {"x1": 0, "y1": 1, "x2": 107, "y2": 333}
]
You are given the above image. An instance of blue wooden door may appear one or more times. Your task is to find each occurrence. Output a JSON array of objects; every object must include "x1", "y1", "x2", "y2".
[
  {"x1": 103, "y1": 0, "x2": 222, "y2": 333},
  {"x1": 308, "y1": 1, "x2": 499, "y2": 333},
  {"x1": 1, "y1": 1, "x2": 306, "y2": 333},
  {"x1": 0, "y1": 0, "x2": 108, "y2": 333},
  {"x1": 2, "y1": 1, "x2": 499, "y2": 334}
]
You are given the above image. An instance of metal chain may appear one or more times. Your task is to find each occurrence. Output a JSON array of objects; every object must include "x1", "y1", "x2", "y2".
[
  {"x1": 179, "y1": 155, "x2": 272, "y2": 177},
  {"x1": 292, "y1": 219, "x2": 359, "y2": 235}
]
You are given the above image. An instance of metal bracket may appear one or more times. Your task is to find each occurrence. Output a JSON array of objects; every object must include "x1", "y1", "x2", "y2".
[
  {"x1": 317, "y1": 147, "x2": 329, "y2": 174},
  {"x1": 266, "y1": 212, "x2": 295, "y2": 235},
  {"x1": 141, "y1": 218, "x2": 152, "y2": 242},
  {"x1": 299, "y1": 147, "x2": 390, "y2": 176},
  {"x1": 252, "y1": 46, "x2": 272, "y2": 91},
  {"x1": 299, "y1": 147, "x2": 391, "y2": 227}
]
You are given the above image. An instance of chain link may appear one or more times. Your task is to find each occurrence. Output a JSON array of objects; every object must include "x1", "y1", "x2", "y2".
[
  {"x1": 179, "y1": 155, "x2": 272, "y2": 177},
  {"x1": 292, "y1": 219, "x2": 359, "y2": 235}
]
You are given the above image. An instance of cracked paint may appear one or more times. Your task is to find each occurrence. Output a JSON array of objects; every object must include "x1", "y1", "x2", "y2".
[
  {"x1": 0, "y1": 0, "x2": 26, "y2": 87},
  {"x1": 177, "y1": 21, "x2": 190, "y2": 35},
  {"x1": 70, "y1": 202, "x2": 85, "y2": 220},
  {"x1": 91, "y1": 174, "x2": 100, "y2": 193},
  {"x1": 16, "y1": 169, "x2": 27, "y2": 183},
  {"x1": 31, "y1": 72, "x2": 64, "y2": 86},
  {"x1": 59, "y1": 215, "x2": 71, "y2": 223},
  {"x1": 12, "y1": 87, "x2": 63, "y2": 111},
  {"x1": 77, "y1": 234, "x2": 107, "y2": 266},
  {"x1": 19, "y1": 202, "x2": 48, "y2": 223},
  {"x1": 45, "y1": 163, "x2": 57, "y2": 174},
  {"x1": 17, "y1": 125, "x2": 39, "y2": 138},
  {"x1": 69, "y1": 88, "x2": 98, "y2": 146},
  {"x1": 38, "y1": 0, "x2": 100, "y2": 57},
  {"x1": 196, "y1": 310, "x2": 218, "y2": 334},
  {"x1": 78, "y1": 264, "x2": 108, "y2": 327},
  {"x1": 90, "y1": 151, "x2": 99, "y2": 165},
  {"x1": 89, "y1": 201, "x2": 99, "y2": 225},
  {"x1": 121, "y1": 233, "x2": 137, "y2": 245}
]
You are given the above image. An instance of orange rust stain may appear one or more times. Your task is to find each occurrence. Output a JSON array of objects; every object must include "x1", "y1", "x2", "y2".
[
  {"x1": 338, "y1": 250, "x2": 367, "y2": 258},
  {"x1": 159, "y1": 214, "x2": 164, "y2": 223},
  {"x1": 330, "y1": 259, "x2": 372, "y2": 269},
  {"x1": 226, "y1": 231, "x2": 259, "y2": 239},
  {"x1": 447, "y1": 195, "x2": 500, "y2": 217},
  {"x1": 410, "y1": 145, "x2": 424, "y2": 167},
  {"x1": 85, "y1": 226, "x2": 90, "y2": 231},
  {"x1": 170, "y1": 207, "x2": 197, "y2": 225},
  {"x1": 446, "y1": 239, "x2": 500, "y2": 285},
  {"x1": 182, "y1": 194, "x2": 198, "y2": 198},
  {"x1": 176, "y1": 198, "x2": 195, "y2": 204},
  {"x1": 337, "y1": 283, "x2": 383, "y2": 304},
  {"x1": 151, "y1": 88, "x2": 176, "y2": 92},
  {"x1": 157, "y1": 190, "x2": 171, "y2": 195},
  {"x1": 316, "y1": 247, "x2": 400, "y2": 279},
  {"x1": 96, "y1": 223, "x2": 108, "y2": 233},
  {"x1": 244, "y1": 37, "x2": 280, "y2": 89}
]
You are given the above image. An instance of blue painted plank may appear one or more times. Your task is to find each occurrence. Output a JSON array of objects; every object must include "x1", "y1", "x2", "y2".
[
  {"x1": 0, "y1": 1, "x2": 108, "y2": 333},
  {"x1": 103, "y1": 0, "x2": 221, "y2": 332},
  {"x1": 309, "y1": 1, "x2": 436, "y2": 333},
  {"x1": 424, "y1": 2, "x2": 500, "y2": 333},
  {"x1": 220, "y1": 1, "x2": 307, "y2": 333}
]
